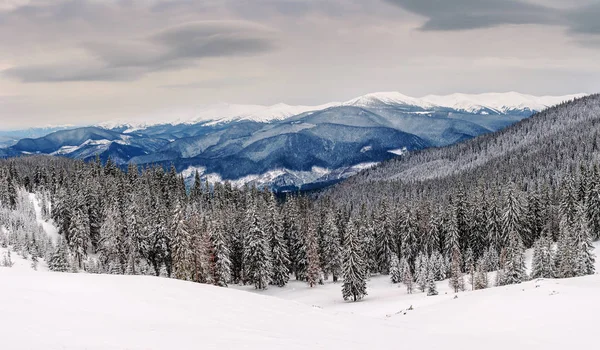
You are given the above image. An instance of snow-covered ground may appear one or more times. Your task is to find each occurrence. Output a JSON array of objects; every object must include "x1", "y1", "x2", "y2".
[
  {"x1": 1, "y1": 261, "x2": 599, "y2": 349},
  {"x1": 0, "y1": 269, "x2": 402, "y2": 350}
]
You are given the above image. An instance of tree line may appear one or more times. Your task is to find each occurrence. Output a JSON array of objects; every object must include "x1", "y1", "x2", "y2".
[{"x1": 0, "y1": 153, "x2": 596, "y2": 301}]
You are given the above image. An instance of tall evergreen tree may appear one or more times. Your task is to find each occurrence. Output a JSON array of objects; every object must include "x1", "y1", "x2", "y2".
[
  {"x1": 244, "y1": 204, "x2": 272, "y2": 290},
  {"x1": 342, "y1": 219, "x2": 367, "y2": 302},
  {"x1": 171, "y1": 201, "x2": 194, "y2": 281}
]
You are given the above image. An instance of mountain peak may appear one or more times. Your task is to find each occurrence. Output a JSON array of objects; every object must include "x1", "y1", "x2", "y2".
[{"x1": 343, "y1": 91, "x2": 435, "y2": 109}]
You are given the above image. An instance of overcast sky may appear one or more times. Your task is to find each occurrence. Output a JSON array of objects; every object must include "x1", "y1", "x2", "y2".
[{"x1": 1, "y1": 0, "x2": 600, "y2": 130}]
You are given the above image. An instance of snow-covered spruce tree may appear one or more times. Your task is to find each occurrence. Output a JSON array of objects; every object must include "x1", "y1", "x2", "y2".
[
  {"x1": 445, "y1": 206, "x2": 460, "y2": 258},
  {"x1": 283, "y1": 198, "x2": 303, "y2": 280},
  {"x1": 398, "y1": 206, "x2": 418, "y2": 269},
  {"x1": 97, "y1": 203, "x2": 125, "y2": 272},
  {"x1": 48, "y1": 238, "x2": 70, "y2": 272},
  {"x1": 31, "y1": 254, "x2": 38, "y2": 271},
  {"x1": 124, "y1": 190, "x2": 146, "y2": 275},
  {"x1": 559, "y1": 177, "x2": 579, "y2": 228},
  {"x1": 171, "y1": 200, "x2": 194, "y2": 281},
  {"x1": 358, "y1": 208, "x2": 377, "y2": 275},
  {"x1": 501, "y1": 230, "x2": 527, "y2": 285},
  {"x1": 415, "y1": 252, "x2": 428, "y2": 292},
  {"x1": 556, "y1": 219, "x2": 578, "y2": 278},
  {"x1": 389, "y1": 254, "x2": 401, "y2": 284},
  {"x1": 321, "y1": 208, "x2": 342, "y2": 282},
  {"x1": 464, "y1": 247, "x2": 475, "y2": 289},
  {"x1": 210, "y1": 220, "x2": 232, "y2": 287},
  {"x1": 431, "y1": 250, "x2": 446, "y2": 280},
  {"x1": 486, "y1": 199, "x2": 505, "y2": 256},
  {"x1": 524, "y1": 191, "x2": 544, "y2": 248},
  {"x1": 342, "y1": 219, "x2": 367, "y2": 302},
  {"x1": 473, "y1": 259, "x2": 488, "y2": 290},
  {"x1": 575, "y1": 204, "x2": 595, "y2": 276},
  {"x1": 424, "y1": 209, "x2": 442, "y2": 255},
  {"x1": 400, "y1": 257, "x2": 413, "y2": 294},
  {"x1": 306, "y1": 220, "x2": 322, "y2": 287},
  {"x1": 586, "y1": 181, "x2": 600, "y2": 240},
  {"x1": 244, "y1": 203, "x2": 272, "y2": 290},
  {"x1": 530, "y1": 232, "x2": 555, "y2": 279},
  {"x1": 266, "y1": 195, "x2": 289, "y2": 287},
  {"x1": 426, "y1": 264, "x2": 438, "y2": 296},
  {"x1": 482, "y1": 246, "x2": 499, "y2": 273},
  {"x1": 68, "y1": 207, "x2": 90, "y2": 270},
  {"x1": 448, "y1": 247, "x2": 464, "y2": 293},
  {"x1": 375, "y1": 201, "x2": 395, "y2": 274},
  {"x1": 502, "y1": 186, "x2": 525, "y2": 249}
]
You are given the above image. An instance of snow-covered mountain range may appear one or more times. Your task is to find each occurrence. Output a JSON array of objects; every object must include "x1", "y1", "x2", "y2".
[
  {"x1": 1, "y1": 91, "x2": 585, "y2": 191},
  {"x1": 98, "y1": 92, "x2": 585, "y2": 130}
]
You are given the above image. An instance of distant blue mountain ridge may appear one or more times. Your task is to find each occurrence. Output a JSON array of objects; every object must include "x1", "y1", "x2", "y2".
[{"x1": 0, "y1": 92, "x2": 584, "y2": 191}]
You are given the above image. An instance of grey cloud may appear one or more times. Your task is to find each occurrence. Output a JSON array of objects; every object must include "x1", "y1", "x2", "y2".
[
  {"x1": 385, "y1": 0, "x2": 600, "y2": 44},
  {"x1": 4, "y1": 19, "x2": 277, "y2": 83},
  {"x1": 385, "y1": 0, "x2": 560, "y2": 31},
  {"x1": 151, "y1": 21, "x2": 277, "y2": 61},
  {"x1": 2, "y1": 63, "x2": 145, "y2": 82},
  {"x1": 567, "y1": 3, "x2": 600, "y2": 35}
]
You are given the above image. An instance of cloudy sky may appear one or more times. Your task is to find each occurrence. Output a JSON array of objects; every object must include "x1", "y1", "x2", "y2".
[{"x1": 1, "y1": 0, "x2": 600, "y2": 129}]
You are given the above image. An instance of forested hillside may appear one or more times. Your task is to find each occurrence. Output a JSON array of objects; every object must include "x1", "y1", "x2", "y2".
[
  {"x1": 326, "y1": 94, "x2": 600, "y2": 206},
  {"x1": 1, "y1": 97, "x2": 599, "y2": 301}
]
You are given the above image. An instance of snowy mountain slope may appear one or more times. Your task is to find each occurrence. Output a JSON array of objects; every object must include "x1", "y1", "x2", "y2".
[
  {"x1": 9, "y1": 127, "x2": 170, "y2": 164},
  {"x1": 421, "y1": 92, "x2": 585, "y2": 114},
  {"x1": 95, "y1": 92, "x2": 584, "y2": 129},
  {"x1": 98, "y1": 102, "x2": 339, "y2": 130}
]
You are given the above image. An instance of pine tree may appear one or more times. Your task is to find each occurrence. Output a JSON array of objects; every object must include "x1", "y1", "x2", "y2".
[
  {"x1": 244, "y1": 204, "x2": 272, "y2": 290},
  {"x1": 530, "y1": 232, "x2": 555, "y2": 279},
  {"x1": 171, "y1": 201, "x2": 194, "y2": 281},
  {"x1": 306, "y1": 221, "x2": 322, "y2": 287},
  {"x1": 415, "y1": 253, "x2": 428, "y2": 292},
  {"x1": 322, "y1": 209, "x2": 342, "y2": 282},
  {"x1": 266, "y1": 197, "x2": 289, "y2": 287},
  {"x1": 48, "y1": 238, "x2": 70, "y2": 272},
  {"x1": 502, "y1": 186, "x2": 525, "y2": 247},
  {"x1": 556, "y1": 219, "x2": 578, "y2": 278},
  {"x1": 68, "y1": 207, "x2": 90, "y2": 269},
  {"x1": 575, "y1": 204, "x2": 595, "y2": 276},
  {"x1": 586, "y1": 182, "x2": 600, "y2": 240},
  {"x1": 426, "y1": 264, "x2": 438, "y2": 296},
  {"x1": 210, "y1": 221, "x2": 232, "y2": 287},
  {"x1": 375, "y1": 201, "x2": 395, "y2": 274},
  {"x1": 449, "y1": 247, "x2": 464, "y2": 293},
  {"x1": 502, "y1": 230, "x2": 527, "y2": 285},
  {"x1": 399, "y1": 257, "x2": 413, "y2": 294},
  {"x1": 389, "y1": 255, "x2": 401, "y2": 284},
  {"x1": 431, "y1": 250, "x2": 446, "y2": 280},
  {"x1": 342, "y1": 219, "x2": 367, "y2": 302},
  {"x1": 473, "y1": 259, "x2": 488, "y2": 290}
]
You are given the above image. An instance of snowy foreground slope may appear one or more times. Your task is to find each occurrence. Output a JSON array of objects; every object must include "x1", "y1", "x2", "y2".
[
  {"x1": 2, "y1": 262, "x2": 600, "y2": 349},
  {"x1": 0, "y1": 269, "x2": 400, "y2": 350}
]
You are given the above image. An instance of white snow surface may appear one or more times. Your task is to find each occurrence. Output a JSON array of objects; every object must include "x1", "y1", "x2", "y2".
[
  {"x1": 97, "y1": 92, "x2": 586, "y2": 129},
  {"x1": 2, "y1": 253, "x2": 600, "y2": 349},
  {"x1": 0, "y1": 270, "x2": 400, "y2": 350}
]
